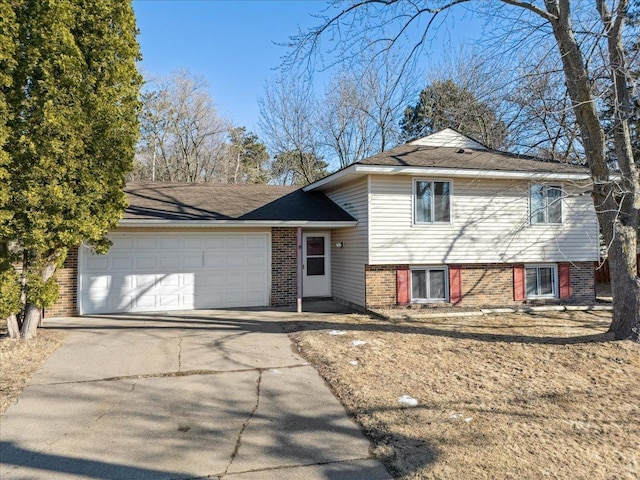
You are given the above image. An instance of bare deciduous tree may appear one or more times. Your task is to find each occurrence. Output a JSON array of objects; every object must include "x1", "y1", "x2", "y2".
[
  {"x1": 287, "y1": 0, "x2": 640, "y2": 341},
  {"x1": 258, "y1": 75, "x2": 328, "y2": 184},
  {"x1": 134, "y1": 71, "x2": 229, "y2": 183}
]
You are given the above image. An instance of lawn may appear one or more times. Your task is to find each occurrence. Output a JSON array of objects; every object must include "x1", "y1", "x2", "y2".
[
  {"x1": 0, "y1": 321, "x2": 63, "y2": 416},
  {"x1": 285, "y1": 309, "x2": 639, "y2": 479}
]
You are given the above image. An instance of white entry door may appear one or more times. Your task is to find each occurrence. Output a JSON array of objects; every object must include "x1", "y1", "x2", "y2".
[{"x1": 302, "y1": 232, "x2": 331, "y2": 297}]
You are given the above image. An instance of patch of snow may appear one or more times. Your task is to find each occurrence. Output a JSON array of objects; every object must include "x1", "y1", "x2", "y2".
[
  {"x1": 449, "y1": 413, "x2": 462, "y2": 419},
  {"x1": 464, "y1": 417, "x2": 473, "y2": 423},
  {"x1": 328, "y1": 330, "x2": 347, "y2": 335},
  {"x1": 349, "y1": 360, "x2": 359, "y2": 366},
  {"x1": 352, "y1": 340, "x2": 368, "y2": 346},
  {"x1": 398, "y1": 395, "x2": 418, "y2": 407}
]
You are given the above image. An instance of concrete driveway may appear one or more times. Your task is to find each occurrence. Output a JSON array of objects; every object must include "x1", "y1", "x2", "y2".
[{"x1": 0, "y1": 305, "x2": 391, "y2": 480}]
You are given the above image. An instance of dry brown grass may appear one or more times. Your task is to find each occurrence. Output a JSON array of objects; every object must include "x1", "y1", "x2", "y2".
[
  {"x1": 286, "y1": 310, "x2": 640, "y2": 480},
  {"x1": 0, "y1": 320, "x2": 63, "y2": 416}
]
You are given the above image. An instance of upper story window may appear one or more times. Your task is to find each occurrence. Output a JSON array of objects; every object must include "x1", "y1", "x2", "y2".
[
  {"x1": 530, "y1": 184, "x2": 562, "y2": 224},
  {"x1": 414, "y1": 180, "x2": 451, "y2": 224}
]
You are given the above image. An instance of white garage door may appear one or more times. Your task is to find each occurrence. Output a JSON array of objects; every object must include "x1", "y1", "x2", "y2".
[{"x1": 79, "y1": 232, "x2": 270, "y2": 314}]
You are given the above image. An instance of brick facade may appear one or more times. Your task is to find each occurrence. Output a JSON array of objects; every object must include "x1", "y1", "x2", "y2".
[
  {"x1": 364, "y1": 265, "x2": 401, "y2": 308},
  {"x1": 45, "y1": 248, "x2": 78, "y2": 318},
  {"x1": 365, "y1": 262, "x2": 595, "y2": 309},
  {"x1": 569, "y1": 261, "x2": 596, "y2": 304},
  {"x1": 271, "y1": 227, "x2": 298, "y2": 306}
]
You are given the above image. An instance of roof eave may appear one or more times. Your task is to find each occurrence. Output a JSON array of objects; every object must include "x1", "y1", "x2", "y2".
[
  {"x1": 305, "y1": 165, "x2": 592, "y2": 191},
  {"x1": 118, "y1": 219, "x2": 358, "y2": 228}
]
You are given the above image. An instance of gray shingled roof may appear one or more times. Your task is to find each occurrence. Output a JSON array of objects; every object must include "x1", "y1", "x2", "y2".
[
  {"x1": 357, "y1": 144, "x2": 590, "y2": 174},
  {"x1": 124, "y1": 183, "x2": 356, "y2": 222}
]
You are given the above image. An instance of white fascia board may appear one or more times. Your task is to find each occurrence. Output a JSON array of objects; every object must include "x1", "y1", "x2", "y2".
[
  {"x1": 352, "y1": 165, "x2": 591, "y2": 180},
  {"x1": 118, "y1": 219, "x2": 358, "y2": 228},
  {"x1": 303, "y1": 164, "x2": 359, "y2": 191},
  {"x1": 306, "y1": 165, "x2": 591, "y2": 191}
]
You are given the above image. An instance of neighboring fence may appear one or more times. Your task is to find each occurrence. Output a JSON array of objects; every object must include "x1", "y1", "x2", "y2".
[{"x1": 595, "y1": 254, "x2": 640, "y2": 283}]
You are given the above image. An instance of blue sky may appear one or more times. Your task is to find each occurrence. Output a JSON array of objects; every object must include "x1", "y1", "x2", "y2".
[{"x1": 133, "y1": 0, "x2": 483, "y2": 134}]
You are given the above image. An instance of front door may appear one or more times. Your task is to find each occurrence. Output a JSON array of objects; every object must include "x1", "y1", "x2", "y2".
[{"x1": 302, "y1": 232, "x2": 331, "y2": 297}]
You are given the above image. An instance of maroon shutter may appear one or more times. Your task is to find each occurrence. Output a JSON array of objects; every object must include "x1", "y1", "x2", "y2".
[
  {"x1": 514, "y1": 265, "x2": 526, "y2": 301},
  {"x1": 449, "y1": 266, "x2": 462, "y2": 304},
  {"x1": 397, "y1": 267, "x2": 410, "y2": 306},
  {"x1": 559, "y1": 263, "x2": 571, "y2": 299}
]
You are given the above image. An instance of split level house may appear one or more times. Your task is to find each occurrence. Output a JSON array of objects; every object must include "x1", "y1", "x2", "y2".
[{"x1": 47, "y1": 129, "x2": 599, "y2": 317}]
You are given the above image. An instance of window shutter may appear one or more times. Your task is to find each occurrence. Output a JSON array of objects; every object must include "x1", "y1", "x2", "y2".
[
  {"x1": 559, "y1": 263, "x2": 571, "y2": 299},
  {"x1": 513, "y1": 265, "x2": 526, "y2": 301},
  {"x1": 449, "y1": 266, "x2": 462, "y2": 304},
  {"x1": 397, "y1": 267, "x2": 410, "y2": 306}
]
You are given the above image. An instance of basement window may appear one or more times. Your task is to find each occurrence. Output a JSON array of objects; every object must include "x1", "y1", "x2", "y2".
[
  {"x1": 525, "y1": 264, "x2": 558, "y2": 298},
  {"x1": 411, "y1": 267, "x2": 448, "y2": 302}
]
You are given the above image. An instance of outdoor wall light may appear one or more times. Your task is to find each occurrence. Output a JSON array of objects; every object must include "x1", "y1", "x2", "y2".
[{"x1": 335, "y1": 242, "x2": 344, "y2": 248}]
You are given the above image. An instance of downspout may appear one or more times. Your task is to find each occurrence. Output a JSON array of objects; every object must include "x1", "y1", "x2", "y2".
[{"x1": 297, "y1": 227, "x2": 302, "y2": 313}]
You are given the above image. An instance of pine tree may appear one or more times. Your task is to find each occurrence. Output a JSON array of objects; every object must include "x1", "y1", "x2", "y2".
[
  {"x1": 0, "y1": 0, "x2": 142, "y2": 338},
  {"x1": 400, "y1": 79, "x2": 508, "y2": 149}
]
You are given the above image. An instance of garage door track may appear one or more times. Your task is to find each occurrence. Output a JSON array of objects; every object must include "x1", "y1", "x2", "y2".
[{"x1": 0, "y1": 308, "x2": 391, "y2": 479}]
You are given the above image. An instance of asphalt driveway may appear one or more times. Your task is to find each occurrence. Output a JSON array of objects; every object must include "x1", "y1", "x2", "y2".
[{"x1": 0, "y1": 305, "x2": 391, "y2": 480}]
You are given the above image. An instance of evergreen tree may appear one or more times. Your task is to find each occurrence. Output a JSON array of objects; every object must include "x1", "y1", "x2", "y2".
[
  {"x1": 0, "y1": 0, "x2": 142, "y2": 338},
  {"x1": 400, "y1": 79, "x2": 508, "y2": 149},
  {"x1": 227, "y1": 127, "x2": 270, "y2": 184}
]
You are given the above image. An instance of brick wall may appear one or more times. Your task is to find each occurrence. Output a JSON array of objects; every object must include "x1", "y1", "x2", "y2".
[
  {"x1": 365, "y1": 262, "x2": 596, "y2": 308},
  {"x1": 45, "y1": 248, "x2": 78, "y2": 318},
  {"x1": 458, "y1": 263, "x2": 516, "y2": 306},
  {"x1": 364, "y1": 265, "x2": 399, "y2": 308},
  {"x1": 271, "y1": 227, "x2": 298, "y2": 306},
  {"x1": 570, "y1": 261, "x2": 595, "y2": 304}
]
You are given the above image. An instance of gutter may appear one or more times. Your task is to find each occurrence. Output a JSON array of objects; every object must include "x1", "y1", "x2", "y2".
[
  {"x1": 304, "y1": 164, "x2": 593, "y2": 191},
  {"x1": 118, "y1": 219, "x2": 358, "y2": 228}
]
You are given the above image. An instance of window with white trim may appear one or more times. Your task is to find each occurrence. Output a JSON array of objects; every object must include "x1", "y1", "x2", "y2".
[
  {"x1": 411, "y1": 267, "x2": 448, "y2": 302},
  {"x1": 525, "y1": 264, "x2": 558, "y2": 298},
  {"x1": 414, "y1": 180, "x2": 451, "y2": 224},
  {"x1": 530, "y1": 184, "x2": 562, "y2": 224}
]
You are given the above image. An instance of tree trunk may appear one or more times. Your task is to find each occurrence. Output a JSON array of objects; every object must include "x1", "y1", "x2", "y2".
[
  {"x1": 607, "y1": 225, "x2": 640, "y2": 341},
  {"x1": 7, "y1": 314, "x2": 21, "y2": 339},
  {"x1": 20, "y1": 303, "x2": 41, "y2": 339}
]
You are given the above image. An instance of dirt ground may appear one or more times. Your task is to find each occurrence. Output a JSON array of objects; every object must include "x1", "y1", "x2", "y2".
[
  {"x1": 0, "y1": 321, "x2": 63, "y2": 416},
  {"x1": 286, "y1": 309, "x2": 639, "y2": 479}
]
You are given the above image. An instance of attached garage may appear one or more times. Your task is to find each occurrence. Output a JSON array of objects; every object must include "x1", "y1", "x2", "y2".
[
  {"x1": 79, "y1": 232, "x2": 270, "y2": 314},
  {"x1": 46, "y1": 183, "x2": 357, "y2": 317}
]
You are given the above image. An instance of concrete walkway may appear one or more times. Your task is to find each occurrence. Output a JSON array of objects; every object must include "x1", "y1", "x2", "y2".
[{"x1": 0, "y1": 306, "x2": 391, "y2": 480}]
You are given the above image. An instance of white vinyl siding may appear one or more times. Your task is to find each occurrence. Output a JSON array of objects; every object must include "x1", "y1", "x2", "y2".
[
  {"x1": 408, "y1": 128, "x2": 487, "y2": 149},
  {"x1": 325, "y1": 177, "x2": 369, "y2": 307},
  {"x1": 369, "y1": 175, "x2": 599, "y2": 264}
]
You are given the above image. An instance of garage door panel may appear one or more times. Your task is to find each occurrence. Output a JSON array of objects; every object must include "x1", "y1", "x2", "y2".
[
  {"x1": 80, "y1": 233, "x2": 270, "y2": 314},
  {"x1": 246, "y1": 254, "x2": 267, "y2": 268},
  {"x1": 86, "y1": 256, "x2": 109, "y2": 271},
  {"x1": 183, "y1": 238, "x2": 203, "y2": 249},
  {"x1": 112, "y1": 237, "x2": 134, "y2": 249},
  {"x1": 111, "y1": 256, "x2": 133, "y2": 269},
  {"x1": 204, "y1": 237, "x2": 225, "y2": 249},
  {"x1": 136, "y1": 238, "x2": 157, "y2": 249},
  {"x1": 159, "y1": 237, "x2": 180, "y2": 249},
  {"x1": 136, "y1": 257, "x2": 158, "y2": 269},
  {"x1": 182, "y1": 255, "x2": 202, "y2": 269},
  {"x1": 159, "y1": 256, "x2": 181, "y2": 269},
  {"x1": 226, "y1": 255, "x2": 245, "y2": 268},
  {"x1": 204, "y1": 254, "x2": 225, "y2": 268}
]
